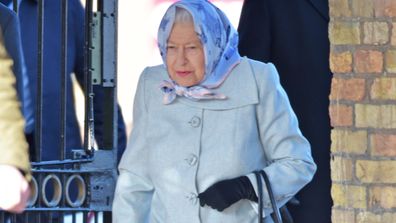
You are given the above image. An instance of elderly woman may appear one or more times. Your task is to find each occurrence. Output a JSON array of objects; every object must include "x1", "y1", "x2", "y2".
[{"x1": 113, "y1": 0, "x2": 316, "y2": 222}]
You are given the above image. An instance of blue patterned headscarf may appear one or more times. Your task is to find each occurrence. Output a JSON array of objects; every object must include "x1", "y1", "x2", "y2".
[{"x1": 158, "y1": 0, "x2": 241, "y2": 104}]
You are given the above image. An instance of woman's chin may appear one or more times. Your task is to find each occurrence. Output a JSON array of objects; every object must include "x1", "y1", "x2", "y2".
[{"x1": 173, "y1": 79, "x2": 199, "y2": 87}]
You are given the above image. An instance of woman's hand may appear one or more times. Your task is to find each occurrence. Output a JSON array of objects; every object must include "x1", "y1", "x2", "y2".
[
  {"x1": 0, "y1": 165, "x2": 30, "y2": 213},
  {"x1": 198, "y1": 176, "x2": 257, "y2": 212}
]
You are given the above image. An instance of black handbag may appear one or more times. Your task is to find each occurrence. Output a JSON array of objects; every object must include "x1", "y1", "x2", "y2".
[{"x1": 254, "y1": 170, "x2": 294, "y2": 223}]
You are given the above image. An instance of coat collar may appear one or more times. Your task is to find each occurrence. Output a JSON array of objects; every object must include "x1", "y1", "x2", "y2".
[
  {"x1": 305, "y1": 0, "x2": 329, "y2": 22},
  {"x1": 175, "y1": 57, "x2": 259, "y2": 110}
]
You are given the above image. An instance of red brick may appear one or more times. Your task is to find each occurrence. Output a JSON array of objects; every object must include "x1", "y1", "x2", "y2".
[
  {"x1": 354, "y1": 50, "x2": 383, "y2": 73},
  {"x1": 329, "y1": 104, "x2": 353, "y2": 127},
  {"x1": 371, "y1": 134, "x2": 396, "y2": 157},
  {"x1": 374, "y1": 0, "x2": 396, "y2": 17},
  {"x1": 330, "y1": 78, "x2": 365, "y2": 101}
]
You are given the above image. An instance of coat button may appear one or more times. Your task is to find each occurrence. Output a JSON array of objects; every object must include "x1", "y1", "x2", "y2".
[
  {"x1": 189, "y1": 116, "x2": 201, "y2": 128},
  {"x1": 185, "y1": 154, "x2": 198, "y2": 166}
]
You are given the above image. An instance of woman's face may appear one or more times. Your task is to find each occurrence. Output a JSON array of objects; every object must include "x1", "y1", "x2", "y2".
[{"x1": 166, "y1": 22, "x2": 205, "y2": 87}]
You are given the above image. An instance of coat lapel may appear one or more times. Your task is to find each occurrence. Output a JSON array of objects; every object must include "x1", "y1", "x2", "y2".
[{"x1": 305, "y1": 0, "x2": 329, "y2": 22}]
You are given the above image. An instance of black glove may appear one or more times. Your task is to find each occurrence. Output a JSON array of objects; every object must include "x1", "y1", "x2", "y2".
[{"x1": 198, "y1": 176, "x2": 258, "y2": 212}]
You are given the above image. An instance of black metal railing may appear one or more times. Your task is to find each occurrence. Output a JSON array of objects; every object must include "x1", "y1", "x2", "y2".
[{"x1": 1, "y1": 0, "x2": 119, "y2": 222}]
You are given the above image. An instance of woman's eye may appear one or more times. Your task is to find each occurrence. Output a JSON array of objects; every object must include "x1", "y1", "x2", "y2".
[
  {"x1": 186, "y1": 46, "x2": 199, "y2": 54},
  {"x1": 167, "y1": 46, "x2": 177, "y2": 54},
  {"x1": 186, "y1": 45, "x2": 199, "y2": 51}
]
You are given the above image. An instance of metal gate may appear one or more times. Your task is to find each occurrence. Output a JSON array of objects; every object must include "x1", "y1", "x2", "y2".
[{"x1": 0, "y1": 0, "x2": 119, "y2": 222}]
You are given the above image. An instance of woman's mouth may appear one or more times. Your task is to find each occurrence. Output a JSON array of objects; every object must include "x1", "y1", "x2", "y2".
[{"x1": 176, "y1": 71, "x2": 192, "y2": 77}]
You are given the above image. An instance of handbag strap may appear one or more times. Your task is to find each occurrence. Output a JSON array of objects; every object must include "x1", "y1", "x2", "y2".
[
  {"x1": 254, "y1": 171, "x2": 264, "y2": 223},
  {"x1": 260, "y1": 170, "x2": 283, "y2": 223}
]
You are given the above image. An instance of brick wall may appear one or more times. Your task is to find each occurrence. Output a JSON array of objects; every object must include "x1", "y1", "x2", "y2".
[{"x1": 329, "y1": 0, "x2": 396, "y2": 222}]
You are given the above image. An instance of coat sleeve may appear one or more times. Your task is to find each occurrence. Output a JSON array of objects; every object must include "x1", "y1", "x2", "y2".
[
  {"x1": 1, "y1": 7, "x2": 34, "y2": 133},
  {"x1": 112, "y1": 68, "x2": 153, "y2": 223},
  {"x1": 246, "y1": 61, "x2": 316, "y2": 216},
  {"x1": 0, "y1": 31, "x2": 31, "y2": 181},
  {"x1": 237, "y1": 0, "x2": 271, "y2": 62}
]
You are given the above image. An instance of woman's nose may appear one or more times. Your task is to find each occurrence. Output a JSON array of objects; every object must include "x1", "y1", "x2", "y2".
[{"x1": 176, "y1": 48, "x2": 187, "y2": 65}]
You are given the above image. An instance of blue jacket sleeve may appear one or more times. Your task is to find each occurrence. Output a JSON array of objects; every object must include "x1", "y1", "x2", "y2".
[{"x1": 1, "y1": 6, "x2": 35, "y2": 133}]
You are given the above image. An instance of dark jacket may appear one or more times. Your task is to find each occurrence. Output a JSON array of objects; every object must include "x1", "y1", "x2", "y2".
[
  {"x1": 0, "y1": 3, "x2": 34, "y2": 133},
  {"x1": 238, "y1": 0, "x2": 332, "y2": 222},
  {"x1": 2, "y1": 0, "x2": 127, "y2": 161}
]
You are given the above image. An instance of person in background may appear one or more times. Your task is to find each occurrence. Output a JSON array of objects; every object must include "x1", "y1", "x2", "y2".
[
  {"x1": 0, "y1": 0, "x2": 127, "y2": 162},
  {"x1": 0, "y1": 3, "x2": 34, "y2": 147},
  {"x1": 0, "y1": 28, "x2": 31, "y2": 214},
  {"x1": 238, "y1": 0, "x2": 333, "y2": 222},
  {"x1": 113, "y1": 1, "x2": 316, "y2": 222}
]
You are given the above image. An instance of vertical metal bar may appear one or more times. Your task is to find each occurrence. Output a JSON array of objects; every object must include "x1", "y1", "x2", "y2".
[
  {"x1": 24, "y1": 212, "x2": 28, "y2": 223},
  {"x1": 35, "y1": 0, "x2": 44, "y2": 162},
  {"x1": 72, "y1": 212, "x2": 76, "y2": 223},
  {"x1": 36, "y1": 1, "x2": 44, "y2": 219},
  {"x1": 83, "y1": 212, "x2": 88, "y2": 223},
  {"x1": 60, "y1": 0, "x2": 68, "y2": 160},
  {"x1": 100, "y1": 0, "x2": 118, "y2": 152},
  {"x1": 37, "y1": 174, "x2": 43, "y2": 222},
  {"x1": 0, "y1": 212, "x2": 3, "y2": 223},
  {"x1": 93, "y1": 2, "x2": 119, "y2": 219},
  {"x1": 12, "y1": 0, "x2": 18, "y2": 13},
  {"x1": 84, "y1": 0, "x2": 95, "y2": 155},
  {"x1": 61, "y1": 10, "x2": 67, "y2": 220},
  {"x1": 103, "y1": 212, "x2": 112, "y2": 223},
  {"x1": 60, "y1": 1, "x2": 68, "y2": 220},
  {"x1": 36, "y1": 210, "x2": 40, "y2": 223},
  {"x1": 95, "y1": 212, "x2": 98, "y2": 223}
]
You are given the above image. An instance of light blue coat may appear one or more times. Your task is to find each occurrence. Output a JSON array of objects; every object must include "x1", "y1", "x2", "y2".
[{"x1": 113, "y1": 57, "x2": 316, "y2": 223}]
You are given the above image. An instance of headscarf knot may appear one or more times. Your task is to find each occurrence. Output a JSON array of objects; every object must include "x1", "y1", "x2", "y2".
[{"x1": 159, "y1": 80, "x2": 226, "y2": 105}]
